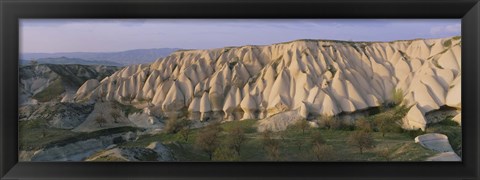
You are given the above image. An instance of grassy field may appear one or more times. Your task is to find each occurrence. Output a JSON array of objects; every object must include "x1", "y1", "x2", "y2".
[
  {"x1": 19, "y1": 104, "x2": 459, "y2": 162},
  {"x1": 120, "y1": 118, "x2": 439, "y2": 161}
]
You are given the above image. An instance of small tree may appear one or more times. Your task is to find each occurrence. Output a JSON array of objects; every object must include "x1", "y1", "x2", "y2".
[
  {"x1": 319, "y1": 116, "x2": 333, "y2": 129},
  {"x1": 295, "y1": 120, "x2": 310, "y2": 134},
  {"x1": 179, "y1": 120, "x2": 193, "y2": 142},
  {"x1": 226, "y1": 125, "x2": 246, "y2": 156},
  {"x1": 374, "y1": 115, "x2": 398, "y2": 137},
  {"x1": 110, "y1": 111, "x2": 121, "y2": 123},
  {"x1": 355, "y1": 118, "x2": 372, "y2": 132},
  {"x1": 265, "y1": 140, "x2": 280, "y2": 161},
  {"x1": 377, "y1": 147, "x2": 392, "y2": 161},
  {"x1": 373, "y1": 105, "x2": 408, "y2": 137},
  {"x1": 311, "y1": 131, "x2": 326, "y2": 146},
  {"x1": 194, "y1": 122, "x2": 222, "y2": 160},
  {"x1": 348, "y1": 131, "x2": 375, "y2": 154},
  {"x1": 164, "y1": 117, "x2": 191, "y2": 134},
  {"x1": 94, "y1": 116, "x2": 107, "y2": 128},
  {"x1": 321, "y1": 116, "x2": 342, "y2": 130},
  {"x1": 312, "y1": 144, "x2": 334, "y2": 161},
  {"x1": 213, "y1": 146, "x2": 239, "y2": 161},
  {"x1": 261, "y1": 130, "x2": 281, "y2": 161},
  {"x1": 310, "y1": 131, "x2": 333, "y2": 160},
  {"x1": 261, "y1": 130, "x2": 274, "y2": 148},
  {"x1": 294, "y1": 141, "x2": 303, "y2": 150}
]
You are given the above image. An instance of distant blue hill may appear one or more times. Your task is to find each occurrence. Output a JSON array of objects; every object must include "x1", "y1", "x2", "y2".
[
  {"x1": 22, "y1": 48, "x2": 180, "y2": 65},
  {"x1": 20, "y1": 57, "x2": 124, "y2": 67}
]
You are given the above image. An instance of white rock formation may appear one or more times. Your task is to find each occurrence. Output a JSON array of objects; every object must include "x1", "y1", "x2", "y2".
[
  {"x1": 415, "y1": 133, "x2": 461, "y2": 161},
  {"x1": 146, "y1": 142, "x2": 174, "y2": 161},
  {"x1": 75, "y1": 37, "x2": 462, "y2": 128},
  {"x1": 403, "y1": 104, "x2": 428, "y2": 131},
  {"x1": 257, "y1": 111, "x2": 304, "y2": 132},
  {"x1": 75, "y1": 79, "x2": 100, "y2": 100}
]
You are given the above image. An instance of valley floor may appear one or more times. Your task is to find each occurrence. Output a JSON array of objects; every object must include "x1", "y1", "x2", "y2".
[
  {"x1": 19, "y1": 106, "x2": 461, "y2": 162},
  {"x1": 119, "y1": 119, "x2": 455, "y2": 161}
]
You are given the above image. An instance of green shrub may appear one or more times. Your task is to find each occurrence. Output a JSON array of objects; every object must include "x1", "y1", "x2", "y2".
[
  {"x1": 112, "y1": 102, "x2": 142, "y2": 116},
  {"x1": 443, "y1": 39, "x2": 452, "y2": 47},
  {"x1": 437, "y1": 118, "x2": 459, "y2": 126},
  {"x1": 404, "y1": 128, "x2": 425, "y2": 138}
]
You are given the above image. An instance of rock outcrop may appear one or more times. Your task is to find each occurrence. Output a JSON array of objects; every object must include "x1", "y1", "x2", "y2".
[
  {"x1": 19, "y1": 64, "x2": 120, "y2": 105},
  {"x1": 75, "y1": 37, "x2": 462, "y2": 129},
  {"x1": 86, "y1": 147, "x2": 165, "y2": 161},
  {"x1": 415, "y1": 133, "x2": 461, "y2": 161},
  {"x1": 257, "y1": 111, "x2": 304, "y2": 132},
  {"x1": 26, "y1": 131, "x2": 137, "y2": 161},
  {"x1": 19, "y1": 103, "x2": 94, "y2": 129},
  {"x1": 73, "y1": 102, "x2": 136, "y2": 132}
]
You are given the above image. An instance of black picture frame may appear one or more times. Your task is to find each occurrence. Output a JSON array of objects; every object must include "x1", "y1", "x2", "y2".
[{"x1": 1, "y1": 0, "x2": 479, "y2": 179}]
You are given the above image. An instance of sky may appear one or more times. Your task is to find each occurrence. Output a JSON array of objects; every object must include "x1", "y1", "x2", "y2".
[{"x1": 20, "y1": 19, "x2": 461, "y2": 53}]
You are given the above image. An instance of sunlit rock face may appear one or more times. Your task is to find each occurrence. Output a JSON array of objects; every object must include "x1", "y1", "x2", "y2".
[{"x1": 75, "y1": 37, "x2": 461, "y2": 129}]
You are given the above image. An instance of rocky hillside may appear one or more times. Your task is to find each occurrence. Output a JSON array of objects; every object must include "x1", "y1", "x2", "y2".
[
  {"x1": 75, "y1": 37, "x2": 461, "y2": 130},
  {"x1": 20, "y1": 64, "x2": 120, "y2": 105}
]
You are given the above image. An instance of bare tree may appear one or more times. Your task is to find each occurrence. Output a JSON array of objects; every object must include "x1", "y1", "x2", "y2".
[
  {"x1": 377, "y1": 147, "x2": 392, "y2": 161},
  {"x1": 310, "y1": 131, "x2": 334, "y2": 160},
  {"x1": 261, "y1": 130, "x2": 281, "y2": 161},
  {"x1": 312, "y1": 143, "x2": 334, "y2": 161},
  {"x1": 310, "y1": 131, "x2": 326, "y2": 146},
  {"x1": 194, "y1": 122, "x2": 222, "y2": 160},
  {"x1": 295, "y1": 120, "x2": 310, "y2": 134},
  {"x1": 348, "y1": 131, "x2": 375, "y2": 154},
  {"x1": 179, "y1": 120, "x2": 193, "y2": 142},
  {"x1": 226, "y1": 125, "x2": 246, "y2": 156}
]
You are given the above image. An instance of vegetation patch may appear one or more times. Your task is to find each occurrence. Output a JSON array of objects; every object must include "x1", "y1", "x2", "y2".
[
  {"x1": 112, "y1": 102, "x2": 143, "y2": 116},
  {"x1": 32, "y1": 78, "x2": 65, "y2": 102},
  {"x1": 19, "y1": 118, "x2": 140, "y2": 151},
  {"x1": 120, "y1": 112, "x2": 436, "y2": 161},
  {"x1": 427, "y1": 119, "x2": 462, "y2": 156},
  {"x1": 443, "y1": 39, "x2": 452, "y2": 47}
]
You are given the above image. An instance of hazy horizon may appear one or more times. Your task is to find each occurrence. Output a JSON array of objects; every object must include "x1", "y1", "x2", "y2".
[{"x1": 20, "y1": 19, "x2": 461, "y2": 53}]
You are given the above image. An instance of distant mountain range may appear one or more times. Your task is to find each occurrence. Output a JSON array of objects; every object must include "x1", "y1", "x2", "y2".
[
  {"x1": 20, "y1": 57, "x2": 124, "y2": 67},
  {"x1": 21, "y1": 48, "x2": 180, "y2": 65}
]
